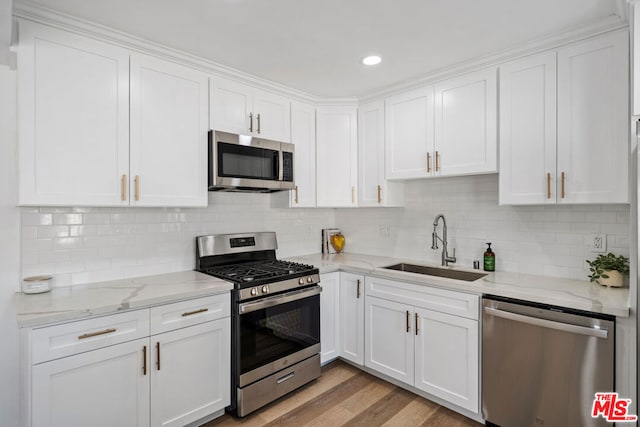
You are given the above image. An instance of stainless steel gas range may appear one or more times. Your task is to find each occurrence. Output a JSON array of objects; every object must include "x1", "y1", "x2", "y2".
[{"x1": 195, "y1": 232, "x2": 321, "y2": 417}]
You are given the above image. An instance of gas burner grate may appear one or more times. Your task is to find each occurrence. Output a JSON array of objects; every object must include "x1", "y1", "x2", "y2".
[{"x1": 203, "y1": 260, "x2": 316, "y2": 284}]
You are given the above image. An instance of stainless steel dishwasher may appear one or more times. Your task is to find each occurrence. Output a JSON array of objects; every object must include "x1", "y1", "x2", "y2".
[{"x1": 482, "y1": 295, "x2": 615, "y2": 427}]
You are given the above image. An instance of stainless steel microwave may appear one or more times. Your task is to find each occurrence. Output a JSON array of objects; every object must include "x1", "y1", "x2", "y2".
[{"x1": 208, "y1": 130, "x2": 294, "y2": 192}]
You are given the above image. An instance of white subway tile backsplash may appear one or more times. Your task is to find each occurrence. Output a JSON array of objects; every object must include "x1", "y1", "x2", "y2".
[
  {"x1": 36, "y1": 226, "x2": 69, "y2": 239},
  {"x1": 336, "y1": 175, "x2": 630, "y2": 281}
]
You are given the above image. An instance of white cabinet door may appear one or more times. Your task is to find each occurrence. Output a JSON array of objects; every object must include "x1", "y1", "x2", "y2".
[
  {"x1": 253, "y1": 89, "x2": 291, "y2": 142},
  {"x1": 364, "y1": 296, "x2": 414, "y2": 386},
  {"x1": 150, "y1": 318, "x2": 230, "y2": 427},
  {"x1": 339, "y1": 272, "x2": 364, "y2": 365},
  {"x1": 499, "y1": 52, "x2": 557, "y2": 205},
  {"x1": 358, "y1": 101, "x2": 404, "y2": 207},
  {"x1": 385, "y1": 86, "x2": 434, "y2": 179},
  {"x1": 316, "y1": 107, "x2": 358, "y2": 207},
  {"x1": 210, "y1": 76, "x2": 252, "y2": 135},
  {"x1": 289, "y1": 101, "x2": 316, "y2": 207},
  {"x1": 32, "y1": 338, "x2": 150, "y2": 427},
  {"x1": 557, "y1": 30, "x2": 629, "y2": 204},
  {"x1": 359, "y1": 101, "x2": 384, "y2": 207},
  {"x1": 17, "y1": 20, "x2": 130, "y2": 206},
  {"x1": 130, "y1": 53, "x2": 208, "y2": 207},
  {"x1": 414, "y1": 308, "x2": 479, "y2": 413},
  {"x1": 319, "y1": 272, "x2": 340, "y2": 364},
  {"x1": 434, "y1": 67, "x2": 497, "y2": 176}
]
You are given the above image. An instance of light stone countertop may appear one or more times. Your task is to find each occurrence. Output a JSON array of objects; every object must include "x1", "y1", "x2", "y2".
[
  {"x1": 285, "y1": 253, "x2": 631, "y2": 317},
  {"x1": 14, "y1": 271, "x2": 233, "y2": 328}
]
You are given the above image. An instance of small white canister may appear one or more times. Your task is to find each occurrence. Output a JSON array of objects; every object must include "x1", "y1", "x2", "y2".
[{"x1": 22, "y1": 275, "x2": 53, "y2": 294}]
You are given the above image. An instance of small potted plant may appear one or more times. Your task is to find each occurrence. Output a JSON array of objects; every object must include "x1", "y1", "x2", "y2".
[{"x1": 586, "y1": 253, "x2": 630, "y2": 287}]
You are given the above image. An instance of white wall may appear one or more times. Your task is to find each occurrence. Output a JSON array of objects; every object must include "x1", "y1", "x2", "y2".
[
  {"x1": 0, "y1": 0, "x2": 12, "y2": 66},
  {"x1": 21, "y1": 196, "x2": 335, "y2": 287},
  {"x1": 336, "y1": 175, "x2": 631, "y2": 281},
  {"x1": 0, "y1": 66, "x2": 22, "y2": 427}
]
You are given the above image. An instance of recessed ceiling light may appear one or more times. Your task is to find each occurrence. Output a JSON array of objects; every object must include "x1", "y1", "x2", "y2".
[{"x1": 362, "y1": 55, "x2": 382, "y2": 66}]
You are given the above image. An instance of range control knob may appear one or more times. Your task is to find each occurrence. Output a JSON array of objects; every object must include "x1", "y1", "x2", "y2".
[
  {"x1": 262, "y1": 286, "x2": 268, "y2": 294},
  {"x1": 250, "y1": 288, "x2": 257, "y2": 296},
  {"x1": 298, "y1": 278, "x2": 305, "y2": 285},
  {"x1": 307, "y1": 276, "x2": 313, "y2": 283}
]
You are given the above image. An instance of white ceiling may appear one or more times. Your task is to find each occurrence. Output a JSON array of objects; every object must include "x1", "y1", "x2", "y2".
[{"x1": 23, "y1": 0, "x2": 622, "y2": 98}]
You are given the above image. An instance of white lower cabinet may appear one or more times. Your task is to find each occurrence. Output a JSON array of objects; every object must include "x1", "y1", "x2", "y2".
[
  {"x1": 364, "y1": 276, "x2": 480, "y2": 414},
  {"x1": 150, "y1": 318, "x2": 230, "y2": 427},
  {"x1": 32, "y1": 337, "x2": 151, "y2": 427},
  {"x1": 339, "y1": 272, "x2": 365, "y2": 364},
  {"x1": 27, "y1": 295, "x2": 230, "y2": 427},
  {"x1": 320, "y1": 272, "x2": 340, "y2": 364},
  {"x1": 364, "y1": 296, "x2": 414, "y2": 384},
  {"x1": 414, "y1": 307, "x2": 478, "y2": 412}
]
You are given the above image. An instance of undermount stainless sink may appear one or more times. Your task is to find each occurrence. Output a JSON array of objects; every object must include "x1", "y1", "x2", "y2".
[{"x1": 383, "y1": 263, "x2": 487, "y2": 282}]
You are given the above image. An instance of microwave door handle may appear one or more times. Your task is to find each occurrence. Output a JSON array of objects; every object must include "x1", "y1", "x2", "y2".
[{"x1": 278, "y1": 148, "x2": 284, "y2": 181}]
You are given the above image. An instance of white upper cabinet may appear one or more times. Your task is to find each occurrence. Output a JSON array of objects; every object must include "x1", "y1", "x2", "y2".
[
  {"x1": 129, "y1": 53, "x2": 208, "y2": 207},
  {"x1": 289, "y1": 101, "x2": 316, "y2": 207},
  {"x1": 385, "y1": 86, "x2": 434, "y2": 179},
  {"x1": 557, "y1": 31, "x2": 629, "y2": 204},
  {"x1": 499, "y1": 52, "x2": 557, "y2": 205},
  {"x1": 18, "y1": 20, "x2": 130, "y2": 206},
  {"x1": 434, "y1": 67, "x2": 498, "y2": 176},
  {"x1": 316, "y1": 106, "x2": 358, "y2": 207},
  {"x1": 210, "y1": 76, "x2": 291, "y2": 142},
  {"x1": 358, "y1": 101, "x2": 404, "y2": 207}
]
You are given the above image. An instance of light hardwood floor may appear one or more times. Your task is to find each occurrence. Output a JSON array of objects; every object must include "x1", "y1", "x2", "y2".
[{"x1": 205, "y1": 360, "x2": 483, "y2": 427}]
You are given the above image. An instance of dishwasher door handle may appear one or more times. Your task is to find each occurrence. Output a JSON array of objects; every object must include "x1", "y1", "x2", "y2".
[{"x1": 484, "y1": 307, "x2": 608, "y2": 339}]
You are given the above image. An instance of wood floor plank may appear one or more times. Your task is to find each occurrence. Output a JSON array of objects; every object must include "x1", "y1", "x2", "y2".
[
  {"x1": 338, "y1": 376, "x2": 396, "y2": 416},
  {"x1": 341, "y1": 387, "x2": 415, "y2": 427},
  {"x1": 419, "y1": 406, "x2": 482, "y2": 427},
  {"x1": 381, "y1": 397, "x2": 440, "y2": 427}
]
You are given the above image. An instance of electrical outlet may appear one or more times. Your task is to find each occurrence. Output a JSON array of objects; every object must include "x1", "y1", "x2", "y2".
[
  {"x1": 379, "y1": 224, "x2": 389, "y2": 238},
  {"x1": 590, "y1": 233, "x2": 607, "y2": 253}
]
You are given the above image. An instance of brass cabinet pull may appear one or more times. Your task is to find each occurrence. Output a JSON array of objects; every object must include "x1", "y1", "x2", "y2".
[
  {"x1": 356, "y1": 279, "x2": 361, "y2": 299},
  {"x1": 121, "y1": 174, "x2": 127, "y2": 201},
  {"x1": 406, "y1": 310, "x2": 410, "y2": 333},
  {"x1": 78, "y1": 328, "x2": 116, "y2": 340},
  {"x1": 249, "y1": 112, "x2": 253, "y2": 133},
  {"x1": 257, "y1": 113, "x2": 261, "y2": 134},
  {"x1": 561, "y1": 172, "x2": 565, "y2": 199},
  {"x1": 415, "y1": 313, "x2": 419, "y2": 336},
  {"x1": 377, "y1": 185, "x2": 382, "y2": 204},
  {"x1": 435, "y1": 151, "x2": 440, "y2": 172},
  {"x1": 427, "y1": 153, "x2": 431, "y2": 173},
  {"x1": 294, "y1": 186, "x2": 299, "y2": 204},
  {"x1": 182, "y1": 308, "x2": 208, "y2": 317},
  {"x1": 547, "y1": 173, "x2": 551, "y2": 199},
  {"x1": 352, "y1": 186, "x2": 355, "y2": 204},
  {"x1": 156, "y1": 342, "x2": 161, "y2": 371},
  {"x1": 135, "y1": 175, "x2": 140, "y2": 201},
  {"x1": 142, "y1": 345, "x2": 147, "y2": 375}
]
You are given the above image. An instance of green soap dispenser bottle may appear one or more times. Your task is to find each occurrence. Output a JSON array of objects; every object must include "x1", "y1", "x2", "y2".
[{"x1": 484, "y1": 243, "x2": 495, "y2": 272}]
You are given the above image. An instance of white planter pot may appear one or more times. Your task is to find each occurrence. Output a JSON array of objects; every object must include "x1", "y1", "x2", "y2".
[{"x1": 597, "y1": 269, "x2": 623, "y2": 287}]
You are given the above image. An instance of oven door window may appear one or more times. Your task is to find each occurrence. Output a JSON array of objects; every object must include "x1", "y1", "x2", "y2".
[
  {"x1": 239, "y1": 294, "x2": 320, "y2": 375},
  {"x1": 217, "y1": 142, "x2": 279, "y2": 181}
]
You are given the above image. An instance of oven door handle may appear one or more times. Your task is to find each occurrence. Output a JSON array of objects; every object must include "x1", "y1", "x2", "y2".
[{"x1": 239, "y1": 286, "x2": 322, "y2": 314}]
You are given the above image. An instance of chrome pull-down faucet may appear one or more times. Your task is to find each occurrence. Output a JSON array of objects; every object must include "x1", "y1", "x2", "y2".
[{"x1": 432, "y1": 214, "x2": 456, "y2": 266}]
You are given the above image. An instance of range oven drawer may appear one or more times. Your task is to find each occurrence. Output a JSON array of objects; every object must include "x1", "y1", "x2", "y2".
[{"x1": 237, "y1": 354, "x2": 321, "y2": 417}]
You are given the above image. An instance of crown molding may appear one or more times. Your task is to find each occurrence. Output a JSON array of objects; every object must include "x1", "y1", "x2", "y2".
[
  {"x1": 358, "y1": 15, "x2": 629, "y2": 103},
  {"x1": 12, "y1": 0, "x2": 628, "y2": 107},
  {"x1": 12, "y1": 0, "x2": 358, "y2": 106}
]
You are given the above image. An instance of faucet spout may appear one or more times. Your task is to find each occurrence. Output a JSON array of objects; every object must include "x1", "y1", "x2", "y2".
[{"x1": 431, "y1": 214, "x2": 456, "y2": 266}]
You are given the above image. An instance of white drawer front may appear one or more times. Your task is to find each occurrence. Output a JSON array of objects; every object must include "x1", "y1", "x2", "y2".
[
  {"x1": 32, "y1": 310, "x2": 150, "y2": 364},
  {"x1": 365, "y1": 276, "x2": 479, "y2": 320},
  {"x1": 150, "y1": 294, "x2": 230, "y2": 335}
]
